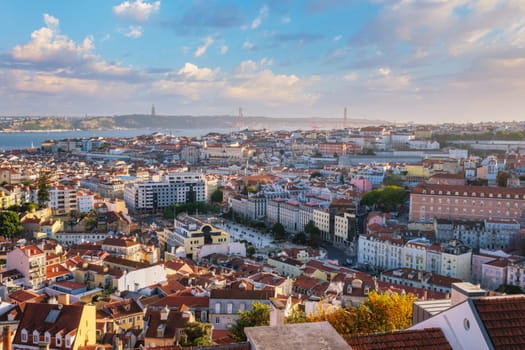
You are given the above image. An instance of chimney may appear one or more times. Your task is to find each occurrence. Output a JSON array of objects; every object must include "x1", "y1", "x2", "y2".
[
  {"x1": 451, "y1": 282, "x2": 487, "y2": 306},
  {"x1": 160, "y1": 305, "x2": 169, "y2": 321},
  {"x1": 57, "y1": 293, "x2": 70, "y2": 305},
  {"x1": 269, "y1": 298, "x2": 285, "y2": 326},
  {"x1": 3, "y1": 325, "x2": 12, "y2": 350}
]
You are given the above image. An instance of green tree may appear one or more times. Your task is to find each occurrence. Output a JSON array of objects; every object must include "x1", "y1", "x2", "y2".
[
  {"x1": 304, "y1": 220, "x2": 321, "y2": 248},
  {"x1": 495, "y1": 284, "x2": 523, "y2": 294},
  {"x1": 247, "y1": 246, "x2": 256, "y2": 258},
  {"x1": 496, "y1": 171, "x2": 511, "y2": 187},
  {"x1": 230, "y1": 302, "x2": 270, "y2": 341},
  {"x1": 292, "y1": 232, "x2": 308, "y2": 245},
  {"x1": 383, "y1": 174, "x2": 405, "y2": 187},
  {"x1": 180, "y1": 322, "x2": 214, "y2": 346},
  {"x1": 37, "y1": 171, "x2": 51, "y2": 207},
  {"x1": 360, "y1": 186, "x2": 408, "y2": 212},
  {"x1": 211, "y1": 189, "x2": 224, "y2": 203},
  {"x1": 272, "y1": 222, "x2": 286, "y2": 240},
  {"x1": 0, "y1": 211, "x2": 23, "y2": 238},
  {"x1": 310, "y1": 171, "x2": 322, "y2": 179}
]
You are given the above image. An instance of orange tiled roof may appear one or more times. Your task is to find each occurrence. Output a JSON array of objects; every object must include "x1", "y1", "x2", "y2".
[
  {"x1": 473, "y1": 295, "x2": 525, "y2": 349},
  {"x1": 345, "y1": 328, "x2": 452, "y2": 350}
]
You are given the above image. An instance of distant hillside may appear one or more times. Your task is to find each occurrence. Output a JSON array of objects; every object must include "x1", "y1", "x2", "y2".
[
  {"x1": 112, "y1": 114, "x2": 387, "y2": 130},
  {"x1": 3, "y1": 114, "x2": 388, "y2": 131}
]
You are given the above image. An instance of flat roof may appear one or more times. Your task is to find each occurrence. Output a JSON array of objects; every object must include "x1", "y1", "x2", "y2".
[{"x1": 244, "y1": 321, "x2": 351, "y2": 350}]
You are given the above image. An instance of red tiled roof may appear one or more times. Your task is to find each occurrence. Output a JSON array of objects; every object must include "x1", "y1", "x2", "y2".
[
  {"x1": 13, "y1": 303, "x2": 85, "y2": 347},
  {"x1": 473, "y1": 295, "x2": 525, "y2": 349},
  {"x1": 149, "y1": 295, "x2": 209, "y2": 309},
  {"x1": 345, "y1": 328, "x2": 452, "y2": 350}
]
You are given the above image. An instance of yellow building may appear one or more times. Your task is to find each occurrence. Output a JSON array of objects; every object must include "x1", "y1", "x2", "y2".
[
  {"x1": 12, "y1": 303, "x2": 96, "y2": 349},
  {"x1": 167, "y1": 214, "x2": 230, "y2": 257}
]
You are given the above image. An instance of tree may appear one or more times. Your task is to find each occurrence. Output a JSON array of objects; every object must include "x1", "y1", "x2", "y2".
[
  {"x1": 230, "y1": 302, "x2": 270, "y2": 341},
  {"x1": 246, "y1": 246, "x2": 256, "y2": 258},
  {"x1": 383, "y1": 174, "x2": 405, "y2": 187},
  {"x1": 295, "y1": 291, "x2": 416, "y2": 336},
  {"x1": 272, "y1": 222, "x2": 286, "y2": 240},
  {"x1": 496, "y1": 284, "x2": 523, "y2": 294},
  {"x1": 304, "y1": 220, "x2": 321, "y2": 248},
  {"x1": 350, "y1": 291, "x2": 416, "y2": 333},
  {"x1": 496, "y1": 171, "x2": 511, "y2": 187},
  {"x1": 360, "y1": 186, "x2": 408, "y2": 212},
  {"x1": 310, "y1": 171, "x2": 322, "y2": 179},
  {"x1": 180, "y1": 322, "x2": 214, "y2": 346},
  {"x1": 37, "y1": 171, "x2": 51, "y2": 207},
  {"x1": 210, "y1": 189, "x2": 224, "y2": 203},
  {"x1": 292, "y1": 232, "x2": 308, "y2": 245},
  {"x1": 0, "y1": 211, "x2": 23, "y2": 238}
]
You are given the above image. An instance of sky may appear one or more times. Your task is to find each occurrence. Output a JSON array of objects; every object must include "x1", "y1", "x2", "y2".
[{"x1": 1, "y1": 0, "x2": 524, "y2": 123}]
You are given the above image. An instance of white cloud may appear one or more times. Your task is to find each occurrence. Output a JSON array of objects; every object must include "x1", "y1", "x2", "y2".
[
  {"x1": 113, "y1": 0, "x2": 160, "y2": 22},
  {"x1": 177, "y1": 62, "x2": 218, "y2": 81},
  {"x1": 12, "y1": 13, "x2": 93, "y2": 64},
  {"x1": 251, "y1": 5, "x2": 269, "y2": 29},
  {"x1": 260, "y1": 57, "x2": 273, "y2": 67},
  {"x1": 243, "y1": 41, "x2": 255, "y2": 50},
  {"x1": 8, "y1": 69, "x2": 136, "y2": 97},
  {"x1": 194, "y1": 37, "x2": 214, "y2": 57},
  {"x1": 153, "y1": 61, "x2": 317, "y2": 107},
  {"x1": 333, "y1": 35, "x2": 342, "y2": 42},
  {"x1": 43, "y1": 13, "x2": 59, "y2": 29},
  {"x1": 125, "y1": 26, "x2": 143, "y2": 38},
  {"x1": 367, "y1": 67, "x2": 410, "y2": 92},
  {"x1": 220, "y1": 45, "x2": 229, "y2": 55},
  {"x1": 281, "y1": 16, "x2": 291, "y2": 24}
]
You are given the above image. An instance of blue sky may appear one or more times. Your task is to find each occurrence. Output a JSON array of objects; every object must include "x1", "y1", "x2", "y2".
[{"x1": 1, "y1": 0, "x2": 524, "y2": 123}]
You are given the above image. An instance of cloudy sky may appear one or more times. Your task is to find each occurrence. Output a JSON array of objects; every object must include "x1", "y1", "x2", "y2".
[{"x1": 1, "y1": 0, "x2": 524, "y2": 123}]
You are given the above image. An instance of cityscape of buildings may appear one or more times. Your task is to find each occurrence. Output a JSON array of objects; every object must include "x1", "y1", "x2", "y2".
[{"x1": 0, "y1": 121, "x2": 524, "y2": 349}]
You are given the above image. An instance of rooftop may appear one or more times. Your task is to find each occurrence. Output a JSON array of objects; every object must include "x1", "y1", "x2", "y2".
[{"x1": 244, "y1": 321, "x2": 351, "y2": 350}]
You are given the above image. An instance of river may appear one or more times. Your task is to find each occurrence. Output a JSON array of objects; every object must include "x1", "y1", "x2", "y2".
[{"x1": 0, "y1": 128, "x2": 233, "y2": 150}]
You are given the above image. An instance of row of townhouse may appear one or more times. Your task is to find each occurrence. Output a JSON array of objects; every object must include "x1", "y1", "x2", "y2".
[
  {"x1": 434, "y1": 217, "x2": 522, "y2": 250},
  {"x1": 232, "y1": 193, "x2": 357, "y2": 246},
  {"x1": 358, "y1": 234, "x2": 472, "y2": 280},
  {"x1": 0, "y1": 184, "x2": 36, "y2": 209}
]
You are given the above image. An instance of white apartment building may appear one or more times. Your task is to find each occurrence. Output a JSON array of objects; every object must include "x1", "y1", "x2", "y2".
[
  {"x1": 77, "y1": 190, "x2": 95, "y2": 213},
  {"x1": 49, "y1": 185, "x2": 77, "y2": 215},
  {"x1": 507, "y1": 259, "x2": 525, "y2": 290},
  {"x1": 124, "y1": 172, "x2": 206, "y2": 212},
  {"x1": 231, "y1": 195, "x2": 267, "y2": 221},
  {"x1": 267, "y1": 198, "x2": 301, "y2": 233},
  {"x1": 435, "y1": 218, "x2": 520, "y2": 250},
  {"x1": 55, "y1": 231, "x2": 112, "y2": 246},
  {"x1": 333, "y1": 212, "x2": 356, "y2": 246},
  {"x1": 313, "y1": 209, "x2": 330, "y2": 241},
  {"x1": 358, "y1": 234, "x2": 472, "y2": 280}
]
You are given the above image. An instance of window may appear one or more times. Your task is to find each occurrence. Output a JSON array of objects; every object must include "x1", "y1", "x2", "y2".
[
  {"x1": 215, "y1": 302, "x2": 221, "y2": 314},
  {"x1": 33, "y1": 331, "x2": 39, "y2": 344},
  {"x1": 21, "y1": 329, "x2": 28, "y2": 343},
  {"x1": 215, "y1": 317, "x2": 220, "y2": 324},
  {"x1": 45, "y1": 332, "x2": 51, "y2": 343}
]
